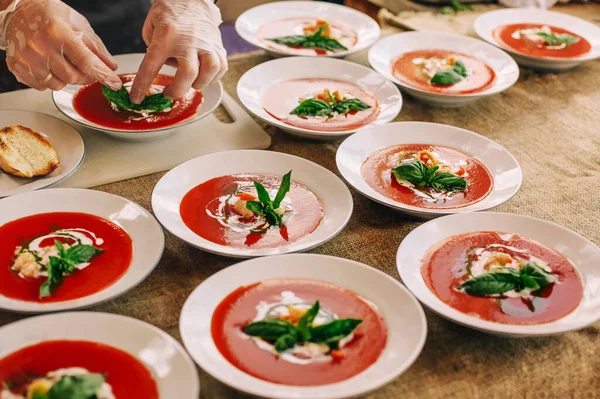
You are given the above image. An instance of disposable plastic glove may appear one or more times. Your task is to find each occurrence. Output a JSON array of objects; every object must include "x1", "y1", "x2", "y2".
[
  {"x1": 0, "y1": 0, "x2": 122, "y2": 91},
  {"x1": 130, "y1": 0, "x2": 227, "y2": 104}
]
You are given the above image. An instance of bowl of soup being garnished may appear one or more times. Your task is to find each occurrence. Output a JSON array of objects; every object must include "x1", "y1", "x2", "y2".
[
  {"x1": 369, "y1": 32, "x2": 519, "y2": 107},
  {"x1": 0, "y1": 312, "x2": 199, "y2": 398},
  {"x1": 336, "y1": 122, "x2": 522, "y2": 218},
  {"x1": 236, "y1": 1, "x2": 380, "y2": 58},
  {"x1": 474, "y1": 9, "x2": 600, "y2": 71},
  {"x1": 53, "y1": 53, "x2": 223, "y2": 141},
  {"x1": 397, "y1": 212, "x2": 600, "y2": 337},
  {"x1": 238, "y1": 57, "x2": 402, "y2": 140},
  {"x1": 152, "y1": 150, "x2": 353, "y2": 258},
  {"x1": 180, "y1": 254, "x2": 427, "y2": 398}
]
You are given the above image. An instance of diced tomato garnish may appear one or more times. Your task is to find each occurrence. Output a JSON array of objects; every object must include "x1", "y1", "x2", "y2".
[
  {"x1": 456, "y1": 167, "x2": 466, "y2": 176},
  {"x1": 331, "y1": 350, "x2": 345, "y2": 360},
  {"x1": 236, "y1": 193, "x2": 256, "y2": 201}
]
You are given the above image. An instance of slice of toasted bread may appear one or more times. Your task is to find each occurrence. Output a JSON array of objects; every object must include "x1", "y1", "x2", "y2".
[{"x1": 0, "y1": 125, "x2": 60, "y2": 179}]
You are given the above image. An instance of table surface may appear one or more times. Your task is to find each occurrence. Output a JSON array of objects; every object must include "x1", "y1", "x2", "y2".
[{"x1": 1, "y1": 5, "x2": 600, "y2": 398}]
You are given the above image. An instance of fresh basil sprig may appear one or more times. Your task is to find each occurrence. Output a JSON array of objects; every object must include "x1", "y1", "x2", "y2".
[
  {"x1": 440, "y1": 0, "x2": 474, "y2": 14},
  {"x1": 430, "y1": 60, "x2": 468, "y2": 86},
  {"x1": 101, "y1": 85, "x2": 173, "y2": 113},
  {"x1": 290, "y1": 97, "x2": 371, "y2": 118},
  {"x1": 245, "y1": 171, "x2": 292, "y2": 228},
  {"x1": 392, "y1": 160, "x2": 468, "y2": 192},
  {"x1": 458, "y1": 262, "x2": 556, "y2": 297},
  {"x1": 244, "y1": 300, "x2": 362, "y2": 353},
  {"x1": 30, "y1": 373, "x2": 105, "y2": 399},
  {"x1": 39, "y1": 240, "x2": 103, "y2": 298},
  {"x1": 268, "y1": 24, "x2": 348, "y2": 53},
  {"x1": 536, "y1": 32, "x2": 580, "y2": 46}
]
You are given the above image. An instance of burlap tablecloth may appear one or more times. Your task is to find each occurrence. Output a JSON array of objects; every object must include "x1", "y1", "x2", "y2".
[{"x1": 1, "y1": 5, "x2": 600, "y2": 397}]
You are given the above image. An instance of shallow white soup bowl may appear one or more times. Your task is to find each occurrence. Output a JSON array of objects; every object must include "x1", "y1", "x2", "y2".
[
  {"x1": 368, "y1": 32, "x2": 520, "y2": 107},
  {"x1": 336, "y1": 122, "x2": 522, "y2": 218},
  {"x1": 0, "y1": 312, "x2": 199, "y2": 398},
  {"x1": 397, "y1": 212, "x2": 600, "y2": 337},
  {"x1": 235, "y1": 1, "x2": 380, "y2": 58},
  {"x1": 53, "y1": 53, "x2": 223, "y2": 141},
  {"x1": 152, "y1": 150, "x2": 353, "y2": 258},
  {"x1": 0, "y1": 110, "x2": 85, "y2": 197},
  {"x1": 0, "y1": 188, "x2": 164, "y2": 313},
  {"x1": 474, "y1": 8, "x2": 600, "y2": 71},
  {"x1": 237, "y1": 56, "x2": 402, "y2": 140},
  {"x1": 180, "y1": 253, "x2": 427, "y2": 399}
]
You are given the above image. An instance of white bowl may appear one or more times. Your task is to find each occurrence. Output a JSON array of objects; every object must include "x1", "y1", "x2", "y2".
[
  {"x1": 336, "y1": 122, "x2": 522, "y2": 218},
  {"x1": 152, "y1": 150, "x2": 353, "y2": 258},
  {"x1": 0, "y1": 188, "x2": 164, "y2": 313},
  {"x1": 0, "y1": 311, "x2": 199, "y2": 398},
  {"x1": 180, "y1": 253, "x2": 427, "y2": 399},
  {"x1": 474, "y1": 8, "x2": 600, "y2": 71},
  {"x1": 53, "y1": 53, "x2": 223, "y2": 141},
  {"x1": 397, "y1": 212, "x2": 600, "y2": 337},
  {"x1": 237, "y1": 57, "x2": 402, "y2": 140},
  {"x1": 368, "y1": 32, "x2": 520, "y2": 107},
  {"x1": 235, "y1": 1, "x2": 380, "y2": 59},
  {"x1": 0, "y1": 110, "x2": 85, "y2": 197}
]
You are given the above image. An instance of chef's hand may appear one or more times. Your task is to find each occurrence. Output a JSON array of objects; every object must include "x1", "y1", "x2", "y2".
[
  {"x1": 130, "y1": 0, "x2": 227, "y2": 104},
  {"x1": 0, "y1": 0, "x2": 122, "y2": 91}
]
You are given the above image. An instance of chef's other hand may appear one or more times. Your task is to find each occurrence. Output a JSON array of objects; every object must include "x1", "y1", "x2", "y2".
[
  {"x1": 0, "y1": 0, "x2": 122, "y2": 91},
  {"x1": 130, "y1": 0, "x2": 227, "y2": 104}
]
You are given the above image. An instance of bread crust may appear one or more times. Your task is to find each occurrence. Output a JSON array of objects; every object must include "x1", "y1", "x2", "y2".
[{"x1": 0, "y1": 125, "x2": 60, "y2": 179}]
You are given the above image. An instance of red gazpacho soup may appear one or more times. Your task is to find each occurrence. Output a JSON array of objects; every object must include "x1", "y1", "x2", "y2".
[
  {"x1": 258, "y1": 18, "x2": 358, "y2": 56},
  {"x1": 392, "y1": 50, "x2": 496, "y2": 95},
  {"x1": 262, "y1": 79, "x2": 380, "y2": 132},
  {"x1": 73, "y1": 74, "x2": 204, "y2": 130},
  {"x1": 0, "y1": 212, "x2": 133, "y2": 302},
  {"x1": 0, "y1": 340, "x2": 158, "y2": 398},
  {"x1": 493, "y1": 23, "x2": 592, "y2": 59},
  {"x1": 180, "y1": 172, "x2": 323, "y2": 249},
  {"x1": 211, "y1": 279, "x2": 388, "y2": 386},
  {"x1": 361, "y1": 144, "x2": 493, "y2": 209},
  {"x1": 422, "y1": 231, "x2": 584, "y2": 325}
]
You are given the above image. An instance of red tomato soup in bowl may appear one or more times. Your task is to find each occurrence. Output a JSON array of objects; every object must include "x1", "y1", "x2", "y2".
[
  {"x1": 257, "y1": 17, "x2": 358, "y2": 56},
  {"x1": 262, "y1": 79, "x2": 380, "y2": 132},
  {"x1": 392, "y1": 50, "x2": 496, "y2": 95},
  {"x1": 421, "y1": 231, "x2": 584, "y2": 325},
  {"x1": 73, "y1": 74, "x2": 204, "y2": 130},
  {"x1": 0, "y1": 212, "x2": 133, "y2": 303},
  {"x1": 361, "y1": 144, "x2": 493, "y2": 209},
  {"x1": 0, "y1": 340, "x2": 158, "y2": 398},
  {"x1": 180, "y1": 174, "x2": 324, "y2": 249},
  {"x1": 211, "y1": 278, "x2": 388, "y2": 386},
  {"x1": 493, "y1": 23, "x2": 592, "y2": 59}
]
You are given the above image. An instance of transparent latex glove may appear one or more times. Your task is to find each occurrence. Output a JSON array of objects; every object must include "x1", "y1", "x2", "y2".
[
  {"x1": 0, "y1": 0, "x2": 122, "y2": 91},
  {"x1": 130, "y1": 0, "x2": 227, "y2": 104},
  {"x1": 499, "y1": 0, "x2": 558, "y2": 9}
]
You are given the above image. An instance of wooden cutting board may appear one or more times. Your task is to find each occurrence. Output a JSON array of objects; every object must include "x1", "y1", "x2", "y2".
[{"x1": 0, "y1": 89, "x2": 271, "y2": 189}]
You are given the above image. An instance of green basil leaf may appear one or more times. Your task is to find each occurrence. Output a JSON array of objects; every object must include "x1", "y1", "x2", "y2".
[
  {"x1": 520, "y1": 262, "x2": 555, "y2": 290},
  {"x1": 274, "y1": 333, "x2": 298, "y2": 353},
  {"x1": 449, "y1": 0, "x2": 474, "y2": 11},
  {"x1": 32, "y1": 392, "x2": 49, "y2": 399},
  {"x1": 253, "y1": 181, "x2": 272, "y2": 206},
  {"x1": 48, "y1": 374, "x2": 105, "y2": 399},
  {"x1": 138, "y1": 93, "x2": 174, "y2": 112},
  {"x1": 297, "y1": 301, "x2": 319, "y2": 342},
  {"x1": 273, "y1": 170, "x2": 292, "y2": 209},
  {"x1": 452, "y1": 60, "x2": 468, "y2": 78},
  {"x1": 290, "y1": 98, "x2": 334, "y2": 118},
  {"x1": 101, "y1": 85, "x2": 173, "y2": 113},
  {"x1": 39, "y1": 256, "x2": 65, "y2": 298},
  {"x1": 244, "y1": 319, "x2": 298, "y2": 341},
  {"x1": 268, "y1": 23, "x2": 347, "y2": 52},
  {"x1": 521, "y1": 275, "x2": 541, "y2": 292},
  {"x1": 66, "y1": 245, "x2": 103, "y2": 265},
  {"x1": 431, "y1": 70, "x2": 464, "y2": 85},
  {"x1": 333, "y1": 98, "x2": 371, "y2": 115},
  {"x1": 327, "y1": 91, "x2": 337, "y2": 107},
  {"x1": 264, "y1": 209, "x2": 282, "y2": 227},
  {"x1": 391, "y1": 160, "x2": 429, "y2": 185},
  {"x1": 245, "y1": 200, "x2": 265, "y2": 216},
  {"x1": 310, "y1": 318, "x2": 362, "y2": 344},
  {"x1": 55, "y1": 240, "x2": 67, "y2": 259},
  {"x1": 458, "y1": 271, "x2": 520, "y2": 296},
  {"x1": 101, "y1": 85, "x2": 132, "y2": 110},
  {"x1": 536, "y1": 32, "x2": 580, "y2": 46},
  {"x1": 429, "y1": 172, "x2": 468, "y2": 192}
]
